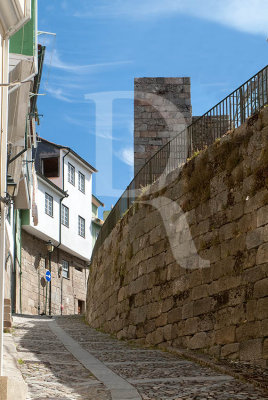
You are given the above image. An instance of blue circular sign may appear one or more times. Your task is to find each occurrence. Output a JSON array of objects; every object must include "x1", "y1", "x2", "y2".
[{"x1": 45, "y1": 270, "x2": 51, "y2": 282}]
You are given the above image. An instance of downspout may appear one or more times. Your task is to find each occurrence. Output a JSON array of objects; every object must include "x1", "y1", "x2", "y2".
[
  {"x1": 56, "y1": 148, "x2": 70, "y2": 250},
  {"x1": 12, "y1": 208, "x2": 17, "y2": 314},
  {"x1": 18, "y1": 211, "x2": 22, "y2": 314},
  {"x1": 37, "y1": 256, "x2": 40, "y2": 315},
  {"x1": 56, "y1": 149, "x2": 70, "y2": 316}
]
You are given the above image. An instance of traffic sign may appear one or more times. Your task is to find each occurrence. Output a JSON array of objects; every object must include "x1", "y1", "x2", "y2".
[{"x1": 45, "y1": 270, "x2": 51, "y2": 282}]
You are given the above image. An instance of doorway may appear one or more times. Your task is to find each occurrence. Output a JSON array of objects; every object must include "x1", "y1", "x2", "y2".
[{"x1": 77, "y1": 300, "x2": 85, "y2": 315}]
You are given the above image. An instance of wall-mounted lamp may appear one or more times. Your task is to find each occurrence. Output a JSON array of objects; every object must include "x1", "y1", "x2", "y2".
[
  {"x1": 0, "y1": 175, "x2": 17, "y2": 204},
  {"x1": 6, "y1": 175, "x2": 16, "y2": 197},
  {"x1": 46, "y1": 240, "x2": 54, "y2": 253}
]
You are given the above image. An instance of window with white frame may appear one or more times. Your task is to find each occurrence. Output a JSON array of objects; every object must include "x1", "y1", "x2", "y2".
[
  {"x1": 45, "y1": 193, "x2": 53, "y2": 217},
  {"x1": 78, "y1": 216, "x2": 85, "y2": 238},
  {"x1": 62, "y1": 260, "x2": 69, "y2": 279},
  {"x1": 78, "y1": 171, "x2": 85, "y2": 193},
  {"x1": 68, "y1": 163, "x2": 75, "y2": 185},
  {"x1": 61, "y1": 204, "x2": 69, "y2": 227}
]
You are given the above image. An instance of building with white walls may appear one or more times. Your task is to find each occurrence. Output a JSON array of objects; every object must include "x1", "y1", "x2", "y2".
[
  {"x1": 19, "y1": 138, "x2": 100, "y2": 315},
  {"x1": 0, "y1": 0, "x2": 40, "y2": 322},
  {"x1": 0, "y1": 0, "x2": 35, "y2": 389},
  {"x1": 24, "y1": 138, "x2": 97, "y2": 261}
]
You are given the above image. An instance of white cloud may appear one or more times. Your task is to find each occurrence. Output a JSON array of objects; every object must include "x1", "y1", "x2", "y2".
[
  {"x1": 64, "y1": 115, "x2": 122, "y2": 140},
  {"x1": 74, "y1": 0, "x2": 268, "y2": 36},
  {"x1": 117, "y1": 147, "x2": 134, "y2": 166},
  {"x1": 46, "y1": 86, "x2": 73, "y2": 103},
  {"x1": 44, "y1": 49, "x2": 132, "y2": 73}
]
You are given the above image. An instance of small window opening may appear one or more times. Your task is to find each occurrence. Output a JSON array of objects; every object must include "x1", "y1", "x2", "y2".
[{"x1": 42, "y1": 157, "x2": 59, "y2": 178}]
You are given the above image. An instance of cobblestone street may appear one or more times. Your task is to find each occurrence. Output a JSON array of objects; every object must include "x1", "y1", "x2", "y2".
[{"x1": 13, "y1": 315, "x2": 267, "y2": 400}]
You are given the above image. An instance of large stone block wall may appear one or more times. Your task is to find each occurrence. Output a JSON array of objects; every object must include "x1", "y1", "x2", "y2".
[
  {"x1": 20, "y1": 231, "x2": 89, "y2": 315},
  {"x1": 134, "y1": 77, "x2": 192, "y2": 176},
  {"x1": 87, "y1": 107, "x2": 268, "y2": 366}
]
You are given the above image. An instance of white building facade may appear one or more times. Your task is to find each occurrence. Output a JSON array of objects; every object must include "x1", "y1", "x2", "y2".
[
  {"x1": 23, "y1": 142, "x2": 95, "y2": 262},
  {"x1": 19, "y1": 138, "x2": 98, "y2": 315}
]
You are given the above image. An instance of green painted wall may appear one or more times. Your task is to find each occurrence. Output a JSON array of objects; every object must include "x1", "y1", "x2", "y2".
[
  {"x1": 10, "y1": 0, "x2": 36, "y2": 56},
  {"x1": 16, "y1": 211, "x2": 22, "y2": 265},
  {"x1": 92, "y1": 222, "x2": 101, "y2": 247},
  {"x1": 21, "y1": 210, "x2": 30, "y2": 226},
  {"x1": 92, "y1": 204, "x2": 98, "y2": 218}
]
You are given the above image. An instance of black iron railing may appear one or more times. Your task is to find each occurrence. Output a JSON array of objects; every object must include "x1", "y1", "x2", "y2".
[{"x1": 93, "y1": 65, "x2": 268, "y2": 257}]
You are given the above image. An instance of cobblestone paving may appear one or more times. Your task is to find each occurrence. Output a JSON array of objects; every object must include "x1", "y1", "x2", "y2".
[
  {"x1": 13, "y1": 316, "x2": 111, "y2": 400},
  {"x1": 13, "y1": 315, "x2": 268, "y2": 400}
]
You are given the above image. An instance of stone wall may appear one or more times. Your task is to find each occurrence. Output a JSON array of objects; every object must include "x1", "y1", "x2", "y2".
[
  {"x1": 20, "y1": 230, "x2": 89, "y2": 315},
  {"x1": 87, "y1": 107, "x2": 268, "y2": 366},
  {"x1": 134, "y1": 78, "x2": 192, "y2": 176}
]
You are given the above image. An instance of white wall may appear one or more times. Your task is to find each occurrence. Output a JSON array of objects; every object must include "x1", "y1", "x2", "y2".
[
  {"x1": 61, "y1": 150, "x2": 92, "y2": 261},
  {"x1": 33, "y1": 179, "x2": 61, "y2": 244},
  {"x1": 24, "y1": 150, "x2": 93, "y2": 262}
]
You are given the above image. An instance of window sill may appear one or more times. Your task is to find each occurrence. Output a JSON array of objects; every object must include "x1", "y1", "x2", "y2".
[{"x1": 45, "y1": 213, "x2": 53, "y2": 218}]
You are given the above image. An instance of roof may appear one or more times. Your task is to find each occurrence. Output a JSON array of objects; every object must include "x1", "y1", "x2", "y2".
[
  {"x1": 39, "y1": 137, "x2": 98, "y2": 173},
  {"x1": 92, "y1": 194, "x2": 104, "y2": 207},
  {"x1": 36, "y1": 172, "x2": 68, "y2": 197}
]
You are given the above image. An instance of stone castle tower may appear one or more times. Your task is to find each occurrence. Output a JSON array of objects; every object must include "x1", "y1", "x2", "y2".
[{"x1": 134, "y1": 77, "x2": 192, "y2": 176}]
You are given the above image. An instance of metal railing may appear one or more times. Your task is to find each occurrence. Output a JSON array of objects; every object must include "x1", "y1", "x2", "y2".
[{"x1": 93, "y1": 65, "x2": 268, "y2": 257}]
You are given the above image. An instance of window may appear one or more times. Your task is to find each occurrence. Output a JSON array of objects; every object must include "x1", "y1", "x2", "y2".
[
  {"x1": 78, "y1": 216, "x2": 85, "y2": 238},
  {"x1": 78, "y1": 171, "x2": 85, "y2": 193},
  {"x1": 61, "y1": 204, "x2": 69, "y2": 227},
  {"x1": 42, "y1": 157, "x2": 59, "y2": 178},
  {"x1": 68, "y1": 163, "x2": 75, "y2": 185},
  {"x1": 62, "y1": 260, "x2": 69, "y2": 279},
  {"x1": 45, "y1": 193, "x2": 53, "y2": 217}
]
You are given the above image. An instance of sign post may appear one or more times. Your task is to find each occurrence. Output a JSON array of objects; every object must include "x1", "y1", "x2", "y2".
[{"x1": 45, "y1": 270, "x2": 51, "y2": 282}]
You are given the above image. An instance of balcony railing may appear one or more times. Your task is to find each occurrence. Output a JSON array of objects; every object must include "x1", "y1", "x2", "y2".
[{"x1": 93, "y1": 65, "x2": 268, "y2": 257}]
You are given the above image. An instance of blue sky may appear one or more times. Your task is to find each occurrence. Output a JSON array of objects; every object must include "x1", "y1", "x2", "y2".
[{"x1": 37, "y1": 0, "x2": 268, "y2": 215}]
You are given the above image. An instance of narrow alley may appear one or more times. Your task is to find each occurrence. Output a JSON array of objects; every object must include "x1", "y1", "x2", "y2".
[{"x1": 12, "y1": 315, "x2": 267, "y2": 400}]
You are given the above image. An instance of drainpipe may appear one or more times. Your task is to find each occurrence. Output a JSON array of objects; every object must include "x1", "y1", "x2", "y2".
[
  {"x1": 0, "y1": 37, "x2": 9, "y2": 376},
  {"x1": 56, "y1": 149, "x2": 69, "y2": 315},
  {"x1": 12, "y1": 208, "x2": 17, "y2": 314},
  {"x1": 56, "y1": 148, "x2": 70, "y2": 250},
  {"x1": 19, "y1": 215, "x2": 22, "y2": 314}
]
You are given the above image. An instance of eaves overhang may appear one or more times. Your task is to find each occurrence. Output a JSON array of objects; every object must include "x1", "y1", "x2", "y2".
[
  {"x1": 39, "y1": 137, "x2": 98, "y2": 173},
  {"x1": 36, "y1": 172, "x2": 68, "y2": 197}
]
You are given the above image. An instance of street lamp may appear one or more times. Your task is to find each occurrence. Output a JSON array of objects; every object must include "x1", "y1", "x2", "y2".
[
  {"x1": 46, "y1": 240, "x2": 54, "y2": 316},
  {"x1": 0, "y1": 175, "x2": 16, "y2": 204},
  {"x1": 6, "y1": 175, "x2": 16, "y2": 197},
  {"x1": 46, "y1": 240, "x2": 54, "y2": 253}
]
